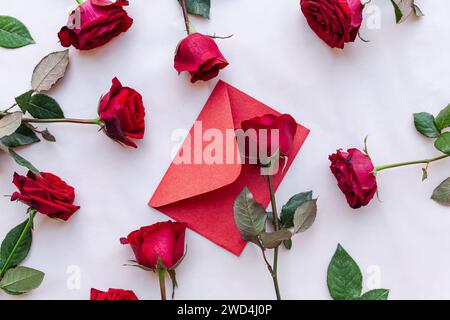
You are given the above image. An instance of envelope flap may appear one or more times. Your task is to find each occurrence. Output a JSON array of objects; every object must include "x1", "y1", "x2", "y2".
[{"x1": 150, "y1": 82, "x2": 241, "y2": 208}]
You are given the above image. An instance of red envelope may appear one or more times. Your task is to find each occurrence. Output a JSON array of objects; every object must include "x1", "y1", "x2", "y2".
[{"x1": 149, "y1": 81, "x2": 309, "y2": 256}]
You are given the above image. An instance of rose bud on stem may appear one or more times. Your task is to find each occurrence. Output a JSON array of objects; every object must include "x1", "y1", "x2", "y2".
[
  {"x1": 120, "y1": 222, "x2": 187, "y2": 300},
  {"x1": 235, "y1": 114, "x2": 318, "y2": 300},
  {"x1": 174, "y1": 0, "x2": 229, "y2": 83},
  {"x1": 21, "y1": 78, "x2": 145, "y2": 148},
  {"x1": 329, "y1": 147, "x2": 450, "y2": 209}
]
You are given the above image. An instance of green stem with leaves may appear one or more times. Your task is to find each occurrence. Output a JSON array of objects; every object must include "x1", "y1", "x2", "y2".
[
  {"x1": 0, "y1": 210, "x2": 36, "y2": 278},
  {"x1": 158, "y1": 268, "x2": 167, "y2": 301},
  {"x1": 374, "y1": 154, "x2": 449, "y2": 173},
  {"x1": 267, "y1": 175, "x2": 282, "y2": 300}
]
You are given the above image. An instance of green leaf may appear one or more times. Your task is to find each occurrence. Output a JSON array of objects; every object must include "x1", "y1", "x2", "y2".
[
  {"x1": 413, "y1": 4, "x2": 424, "y2": 17},
  {"x1": 283, "y1": 239, "x2": 292, "y2": 250},
  {"x1": 40, "y1": 129, "x2": 56, "y2": 142},
  {"x1": 435, "y1": 104, "x2": 450, "y2": 130},
  {"x1": 293, "y1": 199, "x2": 318, "y2": 233},
  {"x1": 0, "y1": 124, "x2": 40, "y2": 148},
  {"x1": 31, "y1": 50, "x2": 69, "y2": 92},
  {"x1": 167, "y1": 269, "x2": 178, "y2": 300},
  {"x1": 15, "y1": 90, "x2": 33, "y2": 113},
  {"x1": 0, "y1": 219, "x2": 33, "y2": 272},
  {"x1": 435, "y1": 132, "x2": 450, "y2": 155},
  {"x1": 431, "y1": 178, "x2": 450, "y2": 206},
  {"x1": 280, "y1": 191, "x2": 313, "y2": 228},
  {"x1": 421, "y1": 168, "x2": 428, "y2": 181},
  {"x1": 390, "y1": 0, "x2": 421, "y2": 23},
  {"x1": 180, "y1": 0, "x2": 211, "y2": 19},
  {"x1": 413, "y1": 112, "x2": 440, "y2": 138},
  {"x1": 390, "y1": 0, "x2": 403, "y2": 23},
  {"x1": 233, "y1": 187, "x2": 267, "y2": 238},
  {"x1": 0, "y1": 16, "x2": 34, "y2": 49},
  {"x1": 360, "y1": 289, "x2": 390, "y2": 300},
  {"x1": 27, "y1": 94, "x2": 64, "y2": 119},
  {"x1": 8, "y1": 149, "x2": 41, "y2": 177},
  {"x1": 0, "y1": 266, "x2": 44, "y2": 294},
  {"x1": 0, "y1": 112, "x2": 23, "y2": 139},
  {"x1": 259, "y1": 230, "x2": 292, "y2": 249},
  {"x1": 327, "y1": 244, "x2": 363, "y2": 300}
]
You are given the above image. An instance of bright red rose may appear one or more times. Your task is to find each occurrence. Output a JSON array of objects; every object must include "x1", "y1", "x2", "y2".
[
  {"x1": 241, "y1": 114, "x2": 298, "y2": 161},
  {"x1": 120, "y1": 221, "x2": 187, "y2": 270},
  {"x1": 300, "y1": 0, "x2": 363, "y2": 49},
  {"x1": 329, "y1": 148, "x2": 378, "y2": 209},
  {"x1": 58, "y1": 0, "x2": 133, "y2": 51},
  {"x1": 11, "y1": 171, "x2": 80, "y2": 221},
  {"x1": 90, "y1": 288, "x2": 138, "y2": 300},
  {"x1": 98, "y1": 77, "x2": 146, "y2": 148},
  {"x1": 174, "y1": 33, "x2": 229, "y2": 83}
]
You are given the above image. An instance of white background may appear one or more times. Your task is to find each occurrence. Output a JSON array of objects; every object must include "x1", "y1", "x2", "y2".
[{"x1": 0, "y1": 0, "x2": 449, "y2": 300}]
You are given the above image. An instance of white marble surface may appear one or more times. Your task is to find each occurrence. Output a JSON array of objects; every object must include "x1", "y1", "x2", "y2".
[{"x1": 1, "y1": 0, "x2": 449, "y2": 300}]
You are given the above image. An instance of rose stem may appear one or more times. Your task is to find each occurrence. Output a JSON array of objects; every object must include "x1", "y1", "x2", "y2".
[
  {"x1": 0, "y1": 210, "x2": 37, "y2": 278},
  {"x1": 158, "y1": 269, "x2": 167, "y2": 301},
  {"x1": 374, "y1": 154, "x2": 449, "y2": 173},
  {"x1": 267, "y1": 175, "x2": 282, "y2": 301},
  {"x1": 75, "y1": 0, "x2": 83, "y2": 4},
  {"x1": 180, "y1": 0, "x2": 192, "y2": 35},
  {"x1": 22, "y1": 118, "x2": 102, "y2": 125}
]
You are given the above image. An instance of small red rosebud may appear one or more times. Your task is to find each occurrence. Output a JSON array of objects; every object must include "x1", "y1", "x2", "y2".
[
  {"x1": 90, "y1": 288, "x2": 138, "y2": 300},
  {"x1": 329, "y1": 148, "x2": 378, "y2": 208},
  {"x1": 174, "y1": 33, "x2": 229, "y2": 83}
]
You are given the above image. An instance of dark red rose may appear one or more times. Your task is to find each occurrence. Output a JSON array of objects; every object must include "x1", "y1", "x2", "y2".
[
  {"x1": 120, "y1": 221, "x2": 187, "y2": 270},
  {"x1": 240, "y1": 114, "x2": 298, "y2": 161},
  {"x1": 90, "y1": 288, "x2": 138, "y2": 300},
  {"x1": 300, "y1": 0, "x2": 363, "y2": 49},
  {"x1": 329, "y1": 148, "x2": 378, "y2": 209},
  {"x1": 98, "y1": 77, "x2": 146, "y2": 148},
  {"x1": 58, "y1": 0, "x2": 133, "y2": 50},
  {"x1": 174, "y1": 33, "x2": 229, "y2": 83},
  {"x1": 11, "y1": 171, "x2": 80, "y2": 221}
]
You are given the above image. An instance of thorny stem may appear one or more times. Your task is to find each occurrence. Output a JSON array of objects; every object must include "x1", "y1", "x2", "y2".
[
  {"x1": 180, "y1": 0, "x2": 192, "y2": 35},
  {"x1": 374, "y1": 154, "x2": 449, "y2": 173}
]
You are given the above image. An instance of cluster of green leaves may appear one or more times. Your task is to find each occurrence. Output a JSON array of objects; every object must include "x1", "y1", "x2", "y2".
[
  {"x1": 0, "y1": 16, "x2": 34, "y2": 49},
  {"x1": 233, "y1": 187, "x2": 317, "y2": 251},
  {"x1": 0, "y1": 50, "x2": 69, "y2": 174},
  {"x1": 179, "y1": 0, "x2": 211, "y2": 19},
  {"x1": 414, "y1": 104, "x2": 450, "y2": 206},
  {"x1": 390, "y1": 0, "x2": 424, "y2": 24},
  {"x1": 0, "y1": 210, "x2": 44, "y2": 295},
  {"x1": 327, "y1": 244, "x2": 389, "y2": 300}
]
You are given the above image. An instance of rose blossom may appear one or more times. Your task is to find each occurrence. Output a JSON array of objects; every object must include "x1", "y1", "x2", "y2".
[
  {"x1": 11, "y1": 171, "x2": 80, "y2": 221},
  {"x1": 174, "y1": 33, "x2": 229, "y2": 83},
  {"x1": 90, "y1": 288, "x2": 138, "y2": 300},
  {"x1": 58, "y1": 0, "x2": 133, "y2": 50},
  {"x1": 329, "y1": 148, "x2": 378, "y2": 208},
  {"x1": 98, "y1": 77, "x2": 146, "y2": 148},
  {"x1": 300, "y1": 0, "x2": 363, "y2": 49},
  {"x1": 240, "y1": 114, "x2": 298, "y2": 161},
  {"x1": 120, "y1": 221, "x2": 187, "y2": 270}
]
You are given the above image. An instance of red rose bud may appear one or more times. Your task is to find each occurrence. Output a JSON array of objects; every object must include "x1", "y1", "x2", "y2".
[
  {"x1": 98, "y1": 77, "x2": 146, "y2": 148},
  {"x1": 11, "y1": 171, "x2": 80, "y2": 221},
  {"x1": 329, "y1": 148, "x2": 378, "y2": 209},
  {"x1": 58, "y1": 0, "x2": 133, "y2": 51},
  {"x1": 90, "y1": 288, "x2": 138, "y2": 300},
  {"x1": 241, "y1": 114, "x2": 297, "y2": 161},
  {"x1": 120, "y1": 221, "x2": 187, "y2": 270},
  {"x1": 300, "y1": 0, "x2": 363, "y2": 49},
  {"x1": 174, "y1": 33, "x2": 229, "y2": 83}
]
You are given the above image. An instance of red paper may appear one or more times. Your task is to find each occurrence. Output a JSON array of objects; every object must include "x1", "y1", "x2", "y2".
[{"x1": 149, "y1": 81, "x2": 309, "y2": 256}]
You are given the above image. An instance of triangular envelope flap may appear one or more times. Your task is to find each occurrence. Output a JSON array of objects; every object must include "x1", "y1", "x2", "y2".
[{"x1": 150, "y1": 82, "x2": 241, "y2": 208}]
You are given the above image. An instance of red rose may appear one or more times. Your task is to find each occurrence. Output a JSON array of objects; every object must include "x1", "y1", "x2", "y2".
[
  {"x1": 300, "y1": 0, "x2": 363, "y2": 49},
  {"x1": 10, "y1": 171, "x2": 80, "y2": 221},
  {"x1": 240, "y1": 114, "x2": 298, "y2": 161},
  {"x1": 98, "y1": 77, "x2": 146, "y2": 148},
  {"x1": 120, "y1": 221, "x2": 187, "y2": 270},
  {"x1": 90, "y1": 288, "x2": 138, "y2": 300},
  {"x1": 58, "y1": 0, "x2": 133, "y2": 51},
  {"x1": 329, "y1": 148, "x2": 378, "y2": 209},
  {"x1": 174, "y1": 33, "x2": 229, "y2": 83}
]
